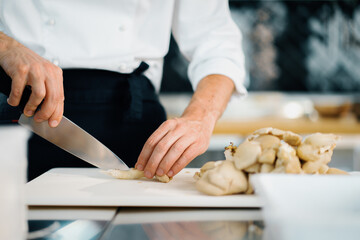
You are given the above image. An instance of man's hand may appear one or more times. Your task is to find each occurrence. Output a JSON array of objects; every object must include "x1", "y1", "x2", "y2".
[
  {"x1": 136, "y1": 116, "x2": 213, "y2": 179},
  {"x1": 135, "y1": 74, "x2": 235, "y2": 178},
  {"x1": 0, "y1": 32, "x2": 64, "y2": 127}
]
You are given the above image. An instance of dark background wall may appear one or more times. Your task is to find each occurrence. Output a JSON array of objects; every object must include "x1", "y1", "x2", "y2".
[{"x1": 161, "y1": 0, "x2": 360, "y2": 93}]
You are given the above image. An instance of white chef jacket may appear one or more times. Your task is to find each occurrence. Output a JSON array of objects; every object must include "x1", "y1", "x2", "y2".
[{"x1": 0, "y1": 0, "x2": 247, "y2": 96}]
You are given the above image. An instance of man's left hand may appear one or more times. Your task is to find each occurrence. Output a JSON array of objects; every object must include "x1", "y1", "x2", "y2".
[{"x1": 135, "y1": 116, "x2": 213, "y2": 178}]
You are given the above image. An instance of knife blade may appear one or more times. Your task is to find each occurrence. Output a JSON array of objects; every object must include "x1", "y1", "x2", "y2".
[
  {"x1": 19, "y1": 114, "x2": 129, "y2": 170},
  {"x1": 0, "y1": 66, "x2": 129, "y2": 170}
]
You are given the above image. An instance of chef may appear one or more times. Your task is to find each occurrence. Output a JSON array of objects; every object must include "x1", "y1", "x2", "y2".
[{"x1": 0, "y1": 0, "x2": 247, "y2": 180}]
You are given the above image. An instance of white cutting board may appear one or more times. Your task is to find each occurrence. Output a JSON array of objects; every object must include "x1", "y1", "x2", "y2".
[{"x1": 26, "y1": 168, "x2": 262, "y2": 208}]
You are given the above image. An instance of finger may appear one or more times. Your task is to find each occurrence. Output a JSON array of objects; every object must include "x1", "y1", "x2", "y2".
[
  {"x1": 135, "y1": 120, "x2": 176, "y2": 171},
  {"x1": 168, "y1": 144, "x2": 199, "y2": 177},
  {"x1": 23, "y1": 76, "x2": 46, "y2": 116},
  {"x1": 143, "y1": 128, "x2": 185, "y2": 178},
  {"x1": 33, "y1": 78, "x2": 57, "y2": 122},
  {"x1": 7, "y1": 74, "x2": 26, "y2": 107},
  {"x1": 48, "y1": 101, "x2": 64, "y2": 128},
  {"x1": 156, "y1": 136, "x2": 193, "y2": 176}
]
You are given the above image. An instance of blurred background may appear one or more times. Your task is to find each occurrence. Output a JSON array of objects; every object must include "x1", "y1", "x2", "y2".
[
  {"x1": 1, "y1": 0, "x2": 360, "y2": 172},
  {"x1": 160, "y1": 0, "x2": 360, "y2": 171}
]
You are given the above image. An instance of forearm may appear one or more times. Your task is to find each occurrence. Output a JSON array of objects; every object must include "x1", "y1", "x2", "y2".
[{"x1": 182, "y1": 74, "x2": 235, "y2": 126}]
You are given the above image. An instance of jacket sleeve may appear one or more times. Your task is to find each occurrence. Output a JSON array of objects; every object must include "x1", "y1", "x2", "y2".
[{"x1": 172, "y1": 0, "x2": 247, "y2": 98}]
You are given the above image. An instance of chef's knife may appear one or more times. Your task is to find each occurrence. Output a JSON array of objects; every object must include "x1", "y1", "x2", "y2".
[{"x1": 0, "y1": 66, "x2": 129, "y2": 170}]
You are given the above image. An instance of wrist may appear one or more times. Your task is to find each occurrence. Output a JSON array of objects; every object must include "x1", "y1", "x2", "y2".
[
  {"x1": 0, "y1": 32, "x2": 19, "y2": 54},
  {"x1": 181, "y1": 100, "x2": 219, "y2": 127}
]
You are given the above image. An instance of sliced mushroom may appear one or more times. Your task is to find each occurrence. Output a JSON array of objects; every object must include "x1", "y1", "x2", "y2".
[
  {"x1": 103, "y1": 168, "x2": 172, "y2": 183},
  {"x1": 196, "y1": 161, "x2": 248, "y2": 196},
  {"x1": 155, "y1": 175, "x2": 172, "y2": 183},
  {"x1": 233, "y1": 140, "x2": 262, "y2": 170}
]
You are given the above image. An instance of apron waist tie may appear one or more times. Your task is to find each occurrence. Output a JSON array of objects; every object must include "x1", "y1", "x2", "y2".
[{"x1": 126, "y1": 62, "x2": 149, "y2": 120}]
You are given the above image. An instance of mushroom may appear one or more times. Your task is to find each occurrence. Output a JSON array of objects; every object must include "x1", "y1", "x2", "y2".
[
  {"x1": 318, "y1": 164, "x2": 329, "y2": 174},
  {"x1": 243, "y1": 163, "x2": 261, "y2": 173},
  {"x1": 276, "y1": 142, "x2": 302, "y2": 174},
  {"x1": 260, "y1": 163, "x2": 275, "y2": 173},
  {"x1": 271, "y1": 159, "x2": 286, "y2": 173},
  {"x1": 252, "y1": 135, "x2": 281, "y2": 164},
  {"x1": 103, "y1": 168, "x2": 172, "y2": 183},
  {"x1": 195, "y1": 161, "x2": 248, "y2": 196},
  {"x1": 232, "y1": 140, "x2": 262, "y2": 170},
  {"x1": 195, "y1": 128, "x2": 348, "y2": 196},
  {"x1": 194, "y1": 160, "x2": 223, "y2": 180},
  {"x1": 248, "y1": 127, "x2": 302, "y2": 146},
  {"x1": 297, "y1": 133, "x2": 339, "y2": 162}
]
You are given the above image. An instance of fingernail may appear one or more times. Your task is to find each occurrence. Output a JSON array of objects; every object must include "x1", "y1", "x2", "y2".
[
  {"x1": 144, "y1": 171, "x2": 152, "y2": 178},
  {"x1": 50, "y1": 120, "x2": 58, "y2": 127},
  {"x1": 168, "y1": 170, "x2": 174, "y2": 177},
  {"x1": 156, "y1": 169, "x2": 164, "y2": 176},
  {"x1": 136, "y1": 164, "x2": 143, "y2": 171},
  {"x1": 26, "y1": 110, "x2": 34, "y2": 116}
]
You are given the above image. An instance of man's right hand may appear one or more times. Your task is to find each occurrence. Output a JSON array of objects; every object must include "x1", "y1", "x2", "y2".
[{"x1": 0, "y1": 32, "x2": 64, "y2": 127}]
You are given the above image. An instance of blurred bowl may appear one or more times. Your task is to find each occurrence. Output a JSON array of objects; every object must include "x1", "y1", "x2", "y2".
[
  {"x1": 310, "y1": 94, "x2": 353, "y2": 118},
  {"x1": 251, "y1": 174, "x2": 360, "y2": 240},
  {"x1": 314, "y1": 102, "x2": 352, "y2": 118}
]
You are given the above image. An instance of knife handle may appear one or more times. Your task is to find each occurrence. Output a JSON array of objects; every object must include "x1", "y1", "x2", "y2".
[{"x1": 0, "y1": 66, "x2": 32, "y2": 112}]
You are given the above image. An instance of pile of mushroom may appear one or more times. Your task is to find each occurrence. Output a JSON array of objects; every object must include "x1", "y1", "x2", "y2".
[{"x1": 194, "y1": 127, "x2": 348, "y2": 196}]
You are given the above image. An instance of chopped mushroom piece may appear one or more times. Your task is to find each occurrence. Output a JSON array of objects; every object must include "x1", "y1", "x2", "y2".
[{"x1": 103, "y1": 168, "x2": 172, "y2": 183}]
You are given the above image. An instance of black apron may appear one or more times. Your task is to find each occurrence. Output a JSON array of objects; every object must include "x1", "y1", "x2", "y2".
[{"x1": 27, "y1": 63, "x2": 167, "y2": 181}]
